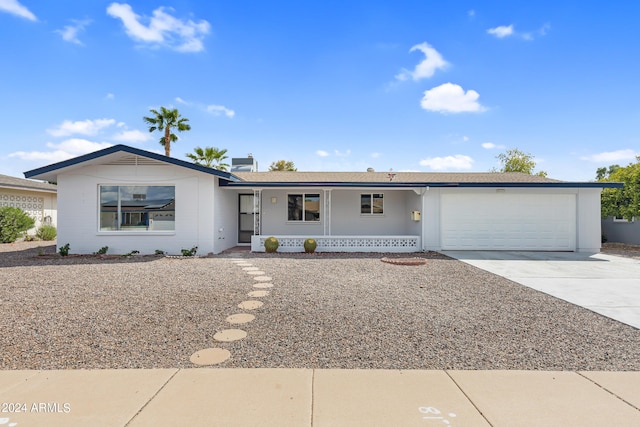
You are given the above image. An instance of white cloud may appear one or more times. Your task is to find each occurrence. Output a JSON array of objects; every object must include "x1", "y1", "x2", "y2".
[
  {"x1": 112, "y1": 129, "x2": 151, "y2": 143},
  {"x1": 334, "y1": 149, "x2": 351, "y2": 157},
  {"x1": 47, "y1": 119, "x2": 116, "y2": 137},
  {"x1": 0, "y1": 0, "x2": 36, "y2": 21},
  {"x1": 487, "y1": 25, "x2": 514, "y2": 38},
  {"x1": 420, "y1": 83, "x2": 486, "y2": 113},
  {"x1": 316, "y1": 150, "x2": 330, "y2": 157},
  {"x1": 9, "y1": 140, "x2": 112, "y2": 162},
  {"x1": 175, "y1": 97, "x2": 190, "y2": 105},
  {"x1": 419, "y1": 154, "x2": 474, "y2": 170},
  {"x1": 482, "y1": 142, "x2": 506, "y2": 149},
  {"x1": 580, "y1": 149, "x2": 638, "y2": 163},
  {"x1": 106, "y1": 3, "x2": 210, "y2": 52},
  {"x1": 207, "y1": 104, "x2": 235, "y2": 118},
  {"x1": 370, "y1": 152, "x2": 381, "y2": 159},
  {"x1": 468, "y1": 10, "x2": 476, "y2": 18},
  {"x1": 395, "y1": 42, "x2": 449, "y2": 81},
  {"x1": 56, "y1": 19, "x2": 92, "y2": 45},
  {"x1": 105, "y1": 93, "x2": 115, "y2": 100},
  {"x1": 488, "y1": 23, "x2": 550, "y2": 40}
]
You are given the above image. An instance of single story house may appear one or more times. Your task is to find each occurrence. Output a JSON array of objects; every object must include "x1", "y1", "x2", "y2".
[
  {"x1": 0, "y1": 173, "x2": 57, "y2": 235},
  {"x1": 24, "y1": 144, "x2": 621, "y2": 255}
]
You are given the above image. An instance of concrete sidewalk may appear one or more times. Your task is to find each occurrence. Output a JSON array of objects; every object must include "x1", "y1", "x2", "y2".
[
  {"x1": 442, "y1": 251, "x2": 640, "y2": 329},
  {"x1": 0, "y1": 369, "x2": 639, "y2": 426}
]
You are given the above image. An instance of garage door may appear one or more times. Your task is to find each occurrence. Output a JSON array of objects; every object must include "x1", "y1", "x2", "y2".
[{"x1": 441, "y1": 193, "x2": 576, "y2": 251}]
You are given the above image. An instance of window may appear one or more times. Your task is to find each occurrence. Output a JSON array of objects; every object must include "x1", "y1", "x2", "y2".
[
  {"x1": 99, "y1": 185, "x2": 175, "y2": 231},
  {"x1": 613, "y1": 215, "x2": 635, "y2": 223},
  {"x1": 288, "y1": 193, "x2": 320, "y2": 221},
  {"x1": 361, "y1": 193, "x2": 384, "y2": 214}
]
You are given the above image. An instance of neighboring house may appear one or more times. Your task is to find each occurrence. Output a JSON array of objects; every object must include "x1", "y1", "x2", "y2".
[
  {"x1": 602, "y1": 216, "x2": 640, "y2": 245},
  {"x1": 0, "y1": 173, "x2": 57, "y2": 235},
  {"x1": 24, "y1": 145, "x2": 621, "y2": 255}
]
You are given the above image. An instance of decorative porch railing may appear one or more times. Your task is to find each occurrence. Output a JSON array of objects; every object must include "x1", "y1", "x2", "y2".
[{"x1": 251, "y1": 235, "x2": 421, "y2": 253}]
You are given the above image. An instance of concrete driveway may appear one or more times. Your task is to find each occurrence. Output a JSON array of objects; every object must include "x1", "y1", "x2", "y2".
[{"x1": 442, "y1": 251, "x2": 640, "y2": 330}]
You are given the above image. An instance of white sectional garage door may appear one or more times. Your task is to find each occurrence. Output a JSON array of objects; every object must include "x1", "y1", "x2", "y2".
[{"x1": 441, "y1": 193, "x2": 576, "y2": 251}]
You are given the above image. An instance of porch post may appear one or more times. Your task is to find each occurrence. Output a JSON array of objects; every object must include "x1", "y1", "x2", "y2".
[
  {"x1": 324, "y1": 189, "x2": 331, "y2": 236},
  {"x1": 253, "y1": 189, "x2": 261, "y2": 236}
]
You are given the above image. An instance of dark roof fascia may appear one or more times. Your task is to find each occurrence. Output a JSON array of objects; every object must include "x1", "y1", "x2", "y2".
[
  {"x1": 24, "y1": 144, "x2": 242, "y2": 182},
  {"x1": 220, "y1": 181, "x2": 623, "y2": 189}
]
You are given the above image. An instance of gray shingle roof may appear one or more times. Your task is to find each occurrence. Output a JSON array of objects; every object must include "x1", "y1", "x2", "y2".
[
  {"x1": 232, "y1": 171, "x2": 562, "y2": 184},
  {"x1": 0, "y1": 174, "x2": 57, "y2": 193}
]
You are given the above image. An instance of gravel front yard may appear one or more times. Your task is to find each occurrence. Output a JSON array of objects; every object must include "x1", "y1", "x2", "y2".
[{"x1": 1, "y1": 241, "x2": 639, "y2": 370}]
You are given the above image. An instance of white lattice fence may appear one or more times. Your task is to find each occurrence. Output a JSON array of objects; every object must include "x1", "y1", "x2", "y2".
[
  {"x1": 251, "y1": 235, "x2": 420, "y2": 253},
  {"x1": 0, "y1": 193, "x2": 44, "y2": 221}
]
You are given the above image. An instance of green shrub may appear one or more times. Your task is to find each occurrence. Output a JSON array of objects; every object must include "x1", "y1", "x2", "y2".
[
  {"x1": 0, "y1": 207, "x2": 35, "y2": 243},
  {"x1": 36, "y1": 224, "x2": 57, "y2": 241},
  {"x1": 155, "y1": 249, "x2": 165, "y2": 255},
  {"x1": 264, "y1": 236, "x2": 279, "y2": 253},
  {"x1": 303, "y1": 238, "x2": 317, "y2": 253},
  {"x1": 59, "y1": 243, "x2": 70, "y2": 256},
  {"x1": 95, "y1": 246, "x2": 109, "y2": 255},
  {"x1": 181, "y1": 246, "x2": 198, "y2": 256}
]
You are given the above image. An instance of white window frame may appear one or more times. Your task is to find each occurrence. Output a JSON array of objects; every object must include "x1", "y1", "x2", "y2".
[
  {"x1": 287, "y1": 193, "x2": 321, "y2": 222},
  {"x1": 613, "y1": 215, "x2": 635, "y2": 223},
  {"x1": 98, "y1": 184, "x2": 176, "y2": 233},
  {"x1": 360, "y1": 193, "x2": 384, "y2": 215}
]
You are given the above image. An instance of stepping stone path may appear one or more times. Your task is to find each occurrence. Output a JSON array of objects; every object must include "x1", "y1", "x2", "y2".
[
  {"x1": 226, "y1": 313, "x2": 256, "y2": 324},
  {"x1": 189, "y1": 256, "x2": 275, "y2": 366},
  {"x1": 214, "y1": 329, "x2": 248, "y2": 342},
  {"x1": 190, "y1": 348, "x2": 231, "y2": 365}
]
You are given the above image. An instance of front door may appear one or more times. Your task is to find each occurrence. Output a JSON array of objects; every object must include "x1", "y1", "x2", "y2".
[{"x1": 238, "y1": 194, "x2": 254, "y2": 244}]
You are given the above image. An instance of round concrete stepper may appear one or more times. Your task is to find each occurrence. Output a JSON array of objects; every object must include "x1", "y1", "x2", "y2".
[
  {"x1": 214, "y1": 329, "x2": 248, "y2": 342},
  {"x1": 242, "y1": 267, "x2": 260, "y2": 271},
  {"x1": 253, "y1": 283, "x2": 273, "y2": 289},
  {"x1": 253, "y1": 276, "x2": 273, "y2": 282},
  {"x1": 189, "y1": 348, "x2": 231, "y2": 365},
  {"x1": 248, "y1": 290, "x2": 270, "y2": 298},
  {"x1": 238, "y1": 300, "x2": 264, "y2": 310},
  {"x1": 236, "y1": 263, "x2": 253, "y2": 267},
  {"x1": 246, "y1": 271, "x2": 266, "y2": 275},
  {"x1": 226, "y1": 313, "x2": 256, "y2": 324}
]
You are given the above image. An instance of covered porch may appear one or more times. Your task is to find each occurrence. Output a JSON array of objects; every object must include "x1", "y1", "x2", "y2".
[{"x1": 240, "y1": 187, "x2": 424, "y2": 253}]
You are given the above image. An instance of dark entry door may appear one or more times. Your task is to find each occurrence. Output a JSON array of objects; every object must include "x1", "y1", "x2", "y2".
[{"x1": 238, "y1": 194, "x2": 254, "y2": 244}]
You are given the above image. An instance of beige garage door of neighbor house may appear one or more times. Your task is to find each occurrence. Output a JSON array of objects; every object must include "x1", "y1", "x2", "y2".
[{"x1": 441, "y1": 193, "x2": 576, "y2": 251}]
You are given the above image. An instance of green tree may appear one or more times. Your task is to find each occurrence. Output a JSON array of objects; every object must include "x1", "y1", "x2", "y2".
[
  {"x1": 143, "y1": 106, "x2": 191, "y2": 157},
  {"x1": 186, "y1": 146, "x2": 230, "y2": 171},
  {"x1": 598, "y1": 156, "x2": 640, "y2": 220},
  {"x1": 0, "y1": 207, "x2": 35, "y2": 243},
  {"x1": 268, "y1": 160, "x2": 297, "y2": 171},
  {"x1": 493, "y1": 148, "x2": 547, "y2": 177},
  {"x1": 595, "y1": 164, "x2": 620, "y2": 181}
]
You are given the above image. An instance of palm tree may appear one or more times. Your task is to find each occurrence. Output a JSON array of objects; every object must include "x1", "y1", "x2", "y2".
[
  {"x1": 186, "y1": 146, "x2": 230, "y2": 171},
  {"x1": 143, "y1": 106, "x2": 191, "y2": 157}
]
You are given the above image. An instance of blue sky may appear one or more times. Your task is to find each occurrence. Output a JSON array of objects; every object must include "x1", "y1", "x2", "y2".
[{"x1": 1, "y1": 1, "x2": 639, "y2": 181}]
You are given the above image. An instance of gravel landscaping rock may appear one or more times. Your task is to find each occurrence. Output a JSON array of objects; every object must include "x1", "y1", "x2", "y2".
[{"x1": 1, "y1": 241, "x2": 639, "y2": 370}]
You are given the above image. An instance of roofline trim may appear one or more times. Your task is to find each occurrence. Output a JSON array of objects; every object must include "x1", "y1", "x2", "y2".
[
  {"x1": 220, "y1": 181, "x2": 623, "y2": 189},
  {"x1": 23, "y1": 144, "x2": 242, "y2": 182}
]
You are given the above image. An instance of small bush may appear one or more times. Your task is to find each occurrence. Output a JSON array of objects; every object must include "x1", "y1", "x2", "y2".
[
  {"x1": 181, "y1": 246, "x2": 198, "y2": 256},
  {"x1": 95, "y1": 246, "x2": 109, "y2": 255},
  {"x1": 0, "y1": 207, "x2": 35, "y2": 243},
  {"x1": 59, "y1": 243, "x2": 70, "y2": 256},
  {"x1": 264, "y1": 236, "x2": 279, "y2": 253},
  {"x1": 123, "y1": 250, "x2": 140, "y2": 257},
  {"x1": 303, "y1": 238, "x2": 317, "y2": 253},
  {"x1": 36, "y1": 224, "x2": 57, "y2": 241},
  {"x1": 155, "y1": 249, "x2": 165, "y2": 255}
]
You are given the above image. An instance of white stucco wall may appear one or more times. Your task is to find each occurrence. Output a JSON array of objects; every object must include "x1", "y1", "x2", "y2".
[
  {"x1": 56, "y1": 164, "x2": 218, "y2": 255},
  {"x1": 576, "y1": 188, "x2": 603, "y2": 253},
  {"x1": 213, "y1": 183, "x2": 240, "y2": 253}
]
